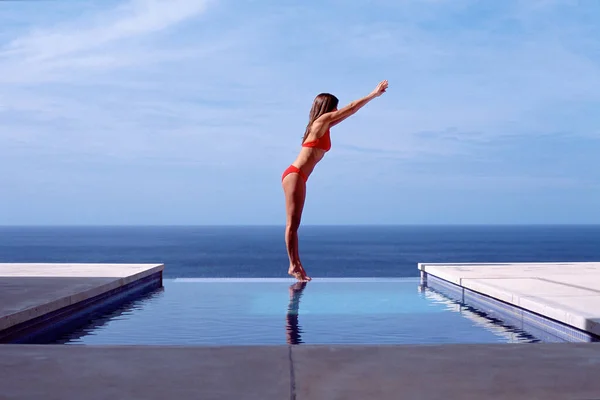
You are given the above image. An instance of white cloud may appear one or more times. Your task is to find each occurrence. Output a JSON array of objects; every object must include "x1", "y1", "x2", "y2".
[
  {"x1": 0, "y1": 0, "x2": 283, "y2": 165},
  {"x1": 2, "y1": 0, "x2": 211, "y2": 60},
  {"x1": 1, "y1": 0, "x2": 599, "y2": 224},
  {"x1": 1, "y1": 0, "x2": 599, "y2": 170},
  {"x1": 0, "y1": 0, "x2": 224, "y2": 85}
]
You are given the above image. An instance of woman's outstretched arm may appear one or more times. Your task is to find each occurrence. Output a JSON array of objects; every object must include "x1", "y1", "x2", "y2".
[{"x1": 321, "y1": 80, "x2": 388, "y2": 127}]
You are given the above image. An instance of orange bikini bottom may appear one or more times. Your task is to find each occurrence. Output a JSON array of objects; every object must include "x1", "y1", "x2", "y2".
[{"x1": 282, "y1": 165, "x2": 307, "y2": 183}]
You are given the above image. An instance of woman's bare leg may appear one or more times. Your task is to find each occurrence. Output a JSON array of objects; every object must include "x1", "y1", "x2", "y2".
[{"x1": 282, "y1": 173, "x2": 311, "y2": 281}]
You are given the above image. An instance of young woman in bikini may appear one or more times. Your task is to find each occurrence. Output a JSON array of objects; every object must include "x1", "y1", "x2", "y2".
[{"x1": 281, "y1": 79, "x2": 389, "y2": 281}]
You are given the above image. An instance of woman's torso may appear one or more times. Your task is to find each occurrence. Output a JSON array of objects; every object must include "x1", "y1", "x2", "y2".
[{"x1": 291, "y1": 128, "x2": 331, "y2": 177}]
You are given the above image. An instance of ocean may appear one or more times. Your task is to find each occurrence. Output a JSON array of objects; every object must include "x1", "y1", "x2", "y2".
[{"x1": 1, "y1": 225, "x2": 600, "y2": 278}]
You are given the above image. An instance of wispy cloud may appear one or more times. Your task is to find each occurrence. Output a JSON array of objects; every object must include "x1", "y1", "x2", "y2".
[
  {"x1": 1, "y1": 0, "x2": 599, "y2": 224},
  {"x1": 0, "y1": 0, "x2": 212, "y2": 79},
  {"x1": 0, "y1": 0, "x2": 279, "y2": 166}
]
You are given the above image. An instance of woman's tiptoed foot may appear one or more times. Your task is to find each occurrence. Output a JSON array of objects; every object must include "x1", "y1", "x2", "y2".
[{"x1": 288, "y1": 263, "x2": 311, "y2": 282}]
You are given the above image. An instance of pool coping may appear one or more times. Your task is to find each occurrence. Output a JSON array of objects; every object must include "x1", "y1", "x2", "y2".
[
  {"x1": 3, "y1": 343, "x2": 600, "y2": 399},
  {"x1": 0, "y1": 263, "x2": 164, "y2": 343},
  {"x1": 419, "y1": 263, "x2": 600, "y2": 343}
]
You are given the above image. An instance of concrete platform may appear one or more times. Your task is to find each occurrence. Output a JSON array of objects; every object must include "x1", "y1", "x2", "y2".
[
  {"x1": 1, "y1": 344, "x2": 600, "y2": 399},
  {"x1": 419, "y1": 262, "x2": 600, "y2": 338},
  {"x1": 0, "y1": 263, "x2": 164, "y2": 343}
]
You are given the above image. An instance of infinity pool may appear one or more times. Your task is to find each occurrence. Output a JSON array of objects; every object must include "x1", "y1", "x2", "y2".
[{"x1": 54, "y1": 278, "x2": 539, "y2": 345}]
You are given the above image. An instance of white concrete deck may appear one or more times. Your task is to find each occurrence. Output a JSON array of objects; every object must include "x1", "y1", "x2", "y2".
[
  {"x1": 0, "y1": 263, "x2": 164, "y2": 340},
  {"x1": 419, "y1": 262, "x2": 600, "y2": 337}
]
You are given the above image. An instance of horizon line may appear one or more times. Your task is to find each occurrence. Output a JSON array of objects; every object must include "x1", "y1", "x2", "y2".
[{"x1": 1, "y1": 223, "x2": 600, "y2": 228}]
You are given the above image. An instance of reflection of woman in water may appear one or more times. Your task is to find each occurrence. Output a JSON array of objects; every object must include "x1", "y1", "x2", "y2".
[
  {"x1": 281, "y1": 80, "x2": 389, "y2": 281},
  {"x1": 286, "y1": 281, "x2": 307, "y2": 345}
]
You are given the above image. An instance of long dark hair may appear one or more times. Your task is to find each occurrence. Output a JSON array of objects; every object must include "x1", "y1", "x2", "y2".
[{"x1": 302, "y1": 93, "x2": 339, "y2": 143}]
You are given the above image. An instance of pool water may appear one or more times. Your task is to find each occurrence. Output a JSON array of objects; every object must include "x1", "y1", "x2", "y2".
[{"x1": 54, "y1": 278, "x2": 539, "y2": 345}]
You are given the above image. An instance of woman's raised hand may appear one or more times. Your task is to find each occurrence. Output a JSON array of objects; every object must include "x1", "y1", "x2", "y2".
[{"x1": 371, "y1": 80, "x2": 388, "y2": 97}]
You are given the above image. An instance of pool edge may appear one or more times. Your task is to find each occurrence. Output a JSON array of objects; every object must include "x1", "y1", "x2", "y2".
[
  {"x1": 421, "y1": 271, "x2": 600, "y2": 343},
  {"x1": 1, "y1": 270, "x2": 163, "y2": 344}
]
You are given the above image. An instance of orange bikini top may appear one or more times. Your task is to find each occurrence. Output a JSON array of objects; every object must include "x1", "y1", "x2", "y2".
[{"x1": 302, "y1": 129, "x2": 331, "y2": 152}]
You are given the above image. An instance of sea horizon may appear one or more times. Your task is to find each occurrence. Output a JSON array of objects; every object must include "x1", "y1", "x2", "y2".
[
  {"x1": 2, "y1": 223, "x2": 600, "y2": 227},
  {"x1": 2, "y1": 225, "x2": 600, "y2": 279}
]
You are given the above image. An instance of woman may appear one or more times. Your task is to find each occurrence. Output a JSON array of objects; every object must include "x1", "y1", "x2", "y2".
[{"x1": 281, "y1": 80, "x2": 389, "y2": 281}]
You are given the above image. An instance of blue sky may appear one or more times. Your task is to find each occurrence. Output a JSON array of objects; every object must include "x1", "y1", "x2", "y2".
[{"x1": 1, "y1": 0, "x2": 599, "y2": 225}]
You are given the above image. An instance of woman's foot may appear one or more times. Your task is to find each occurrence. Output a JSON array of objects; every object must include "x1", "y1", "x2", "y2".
[
  {"x1": 297, "y1": 263, "x2": 312, "y2": 281},
  {"x1": 288, "y1": 264, "x2": 311, "y2": 282}
]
